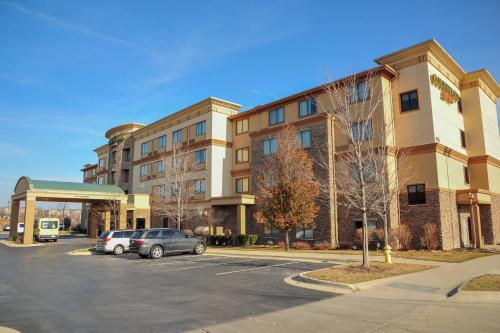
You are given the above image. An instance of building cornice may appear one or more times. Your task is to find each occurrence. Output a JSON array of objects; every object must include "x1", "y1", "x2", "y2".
[
  {"x1": 400, "y1": 142, "x2": 468, "y2": 164},
  {"x1": 105, "y1": 123, "x2": 145, "y2": 139},
  {"x1": 94, "y1": 144, "x2": 109, "y2": 155},
  {"x1": 229, "y1": 65, "x2": 397, "y2": 121},
  {"x1": 248, "y1": 114, "x2": 331, "y2": 138},
  {"x1": 231, "y1": 168, "x2": 251, "y2": 177},
  {"x1": 468, "y1": 155, "x2": 500, "y2": 169},
  {"x1": 462, "y1": 69, "x2": 500, "y2": 102}
]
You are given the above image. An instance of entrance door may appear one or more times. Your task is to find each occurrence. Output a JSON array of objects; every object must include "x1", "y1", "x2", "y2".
[
  {"x1": 136, "y1": 218, "x2": 145, "y2": 230},
  {"x1": 460, "y1": 216, "x2": 470, "y2": 248}
]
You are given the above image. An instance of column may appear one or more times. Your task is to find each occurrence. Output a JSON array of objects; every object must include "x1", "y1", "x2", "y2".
[
  {"x1": 472, "y1": 203, "x2": 483, "y2": 248},
  {"x1": 9, "y1": 200, "x2": 20, "y2": 241},
  {"x1": 88, "y1": 209, "x2": 98, "y2": 239},
  {"x1": 131, "y1": 210, "x2": 137, "y2": 229},
  {"x1": 21, "y1": 198, "x2": 36, "y2": 245},
  {"x1": 236, "y1": 204, "x2": 246, "y2": 235},
  {"x1": 103, "y1": 211, "x2": 111, "y2": 231},
  {"x1": 144, "y1": 210, "x2": 151, "y2": 229},
  {"x1": 118, "y1": 201, "x2": 127, "y2": 230}
]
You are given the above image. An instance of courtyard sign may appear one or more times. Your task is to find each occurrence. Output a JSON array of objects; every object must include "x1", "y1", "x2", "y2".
[{"x1": 430, "y1": 74, "x2": 460, "y2": 104}]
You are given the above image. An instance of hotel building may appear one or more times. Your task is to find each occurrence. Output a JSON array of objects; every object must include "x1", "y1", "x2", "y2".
[{"x1": 82, "y1": 39, "x2": 500, "y2": 250}]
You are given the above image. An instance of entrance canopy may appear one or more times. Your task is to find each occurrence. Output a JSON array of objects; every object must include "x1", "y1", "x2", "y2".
[
  {"x1": 10, "y1": 176, "x2": 131, "y2": 244},
  {"x1": 13, "y1": 176, "x2": 127, "y2": 203}
]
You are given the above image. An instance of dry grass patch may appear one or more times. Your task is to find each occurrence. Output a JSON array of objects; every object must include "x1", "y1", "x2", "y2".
[
  {"x1": 228, "y1": 246, "x2": 384, "y2": 256},
  {"x1": 392, "y1": 249, "x2": 500, "y2": 263},
  {"x1": 305, "y1": 262, "x2": 433, "y2": 284},
  {"x1": 462, "y1": 274, "x2": 500, "y2": 291}
]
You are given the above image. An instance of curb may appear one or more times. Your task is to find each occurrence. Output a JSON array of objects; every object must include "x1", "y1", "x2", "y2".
[
  {"x1": 0, "y1": 240, "x2": 44, "y2": 248},
  {"x1": 294, "y1": 272, "x2": 359, "y2": 292}
]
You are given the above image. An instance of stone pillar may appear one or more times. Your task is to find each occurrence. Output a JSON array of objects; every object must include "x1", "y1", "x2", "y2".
[
  {"x1": 103, "y1": 211, "x2": 111, "y2": 231},
  {"x1": 21, "y1": 198, "x2": 36, "y2": 245},
  {"x1": 118, "y1": 201, "x2": 127, "y2": 230},
  {"x1": 236, "y1": 204, "x2": 246, "y2": 235},
  {"x1": 88, "y1": 209, "x2": 98, "y2": 239},
  {"x1": 472, "y1": 203, "x2": 483, "y2": 248},
  {"x1": 9, "y1": 199, "x2": 20, "y2": 241},
  {"x1": 144, "y1": 209, "x2": 151, "y2": 229},
  {"x1": 208, "y1": 207, "x2": 214, "y2": 236},
  {"x1": 131, "y1": 210, "x2": 137, "y2": 229}
]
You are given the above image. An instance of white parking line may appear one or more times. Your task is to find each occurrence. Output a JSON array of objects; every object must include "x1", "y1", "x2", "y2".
[
  {"x1": 216, "y1": 261, "x2": 299, "y2": 275},
  {"x1": 150, "y1": 258, "x2": 258, "y2": 270}
]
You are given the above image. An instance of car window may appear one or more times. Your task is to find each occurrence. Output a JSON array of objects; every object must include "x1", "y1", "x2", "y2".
[
  {"x1": 174, "y1": 230, "x2": 186, "y2": 238},
  {"x1": 130, "y1": 231, "x2": 143, "y2": 239},
  {"x1": 99, "y1": 231, "x2": 110, "y2": 239},
  {"x1": 124, "y1": 231, "x2": 134, "y2": 237},
  {"x1": 161, "y1": 230, "x2": 175, "y2": 237},
  {"x1": 145, "y1": 230, "x2": 160, "y2": 239},
  {"x1": 112, "y1": 231, "x2": 124, "y2": 238}
]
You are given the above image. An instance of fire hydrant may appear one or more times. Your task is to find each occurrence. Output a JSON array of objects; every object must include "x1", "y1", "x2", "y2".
[{"x1": 383, "y1": 244, "x2": 392, "y2": 264}]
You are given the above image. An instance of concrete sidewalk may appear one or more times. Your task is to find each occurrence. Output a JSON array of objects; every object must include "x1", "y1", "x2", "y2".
[
  {"x1": 206, "y1": 247, "x2": 445, "y2": 266},
  {"x1": 188, "y1": 253, "x2": 500, "y2": 333}
]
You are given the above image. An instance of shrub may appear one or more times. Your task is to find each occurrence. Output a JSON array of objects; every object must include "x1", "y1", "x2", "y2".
[
  {"x1": 313, "y1": 241, "x2": 331, "y2": 250},
  {"x1": 420, "y1": 223, "x2": 439, "y2": 250},
  {"x1": 209, "y1": 235, "x2": 234, "y2": 246},
  {"x1": 248, "y1": 234, "x2": 258, "y2": 246},
  {"x1": 183, "y1": 229, "x2": 193, "y2": 237},
  {"x1": 372, "y1": 229, "x2": 384, "y2": 242},
  {"x1": 277, "y1": 241, "x2": 286, "y2": 249},
  {"x1": 238, "y1": 234, "x2": 251, "y2": 246},
  {"x1": 393, "y1": 224, "x2": 412, "y2": 250},
  {"x1": 291, "y1": 241, "x2": 311, "y2": 250}
]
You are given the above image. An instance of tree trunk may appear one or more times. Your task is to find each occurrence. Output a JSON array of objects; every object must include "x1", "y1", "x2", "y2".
[
  {"x1": 361, "y1": 183, "x2": 370, "y2": 269},
  {"x1": 383, "y1": 209, "x2": 389, "y2": 247},
  {"x1": 285, "y1": 230, "x2": 290, "y2": 251}
]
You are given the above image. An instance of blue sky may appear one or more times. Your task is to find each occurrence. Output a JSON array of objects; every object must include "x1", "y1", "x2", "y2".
[{"x1": 0, "y1": 0, "x2": 499, "y2": 206}]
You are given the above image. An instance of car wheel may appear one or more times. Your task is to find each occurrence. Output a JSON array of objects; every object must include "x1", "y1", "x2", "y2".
[
  {"x1": 139, "y1": 254, "x2": 148, "y2": 259},
  {"x1": 150, "y1": 245, "x2": 163, "y2": 259},
  {"x1": 113, "y1": 245, "x2": 124, "y2": 255},
  {"x1": 193, "y1": 243, "x2": 205, "y2": 255}
]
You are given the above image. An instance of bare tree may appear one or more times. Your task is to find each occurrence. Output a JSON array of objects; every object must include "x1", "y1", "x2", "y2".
[
  {"x1": 254, "y1": 124, "x2": 320, "y2": 251},
  {"x1": 151, "y1": 144, "x2": 204, "y2": 230},
  {"x1": 316, "y1": 69, "x2": 391, "y2": 268}
]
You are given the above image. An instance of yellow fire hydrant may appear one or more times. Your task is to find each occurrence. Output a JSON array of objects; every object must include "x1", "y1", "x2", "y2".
[{"x1": 383, "y1": 244, "x2": 392, "y2": 264}]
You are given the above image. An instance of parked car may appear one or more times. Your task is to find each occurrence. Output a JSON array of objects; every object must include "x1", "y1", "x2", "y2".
[
  {"x1": 17, "y1": 223, "x2": 24, "y2": 234},
  {"x1": 129, "y1": 228, "x2": 206, "y2": 259},
  {"x1": 95, "y1": 230, "x2": 135, "y2": 255},
  {"x1": 3, "y1": 225, "x2": 10, "y2": 232}
]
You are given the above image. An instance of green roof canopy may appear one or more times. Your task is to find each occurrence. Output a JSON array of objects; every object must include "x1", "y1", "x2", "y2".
[{"x1": 24, "y1": 177, "x2": 125, "y2": 194}]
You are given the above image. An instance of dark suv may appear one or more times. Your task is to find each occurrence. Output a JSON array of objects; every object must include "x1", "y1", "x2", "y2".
[{"x1": 129, "y1": 228, "x2": 206, "y2": 259}]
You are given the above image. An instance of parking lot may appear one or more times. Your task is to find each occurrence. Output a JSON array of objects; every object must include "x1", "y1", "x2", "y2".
[{"x1": 0, "y1": 237, "x2": 338, "y2": 333}]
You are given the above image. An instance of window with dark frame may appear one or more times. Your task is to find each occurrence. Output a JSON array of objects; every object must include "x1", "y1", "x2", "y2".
[
  {"x1": 299, "y1": 98, "x2": 317, "y2": 117},
  {"x1": 407, "y1": 184, "x2": 426, "y2": 205},
  {"x1": 269, "y1": 108, "x2": 284, "y2": 126},
  {"x1": 400, "y1": 90, "x2": 419, "y2": 112},
  {"x1": 460, "y1": 130, "x2": 467, "y2": 148},
  {"x1": 464, "y1": 166, "x2": 470, "y2": 185},
  {"x1": 236, "y1": 177, "x2": 249, "y2": 193},
  {"x1": 457, "y1": 100, "x2": 463, "y2": 113}
]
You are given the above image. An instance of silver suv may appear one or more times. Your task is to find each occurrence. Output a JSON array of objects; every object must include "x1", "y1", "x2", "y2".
[{"x1": 95, "y1": 230, "x2": 135, "y2": 255}]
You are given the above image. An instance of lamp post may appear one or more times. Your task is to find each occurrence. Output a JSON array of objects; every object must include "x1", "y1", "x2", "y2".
[{"x1": 468, "y1": 192, "x2": 477, "y2": 248}]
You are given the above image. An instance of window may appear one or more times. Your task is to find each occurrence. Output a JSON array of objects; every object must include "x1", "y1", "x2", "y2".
[
  {"x1": 195, "y1": 179, "x2": 206, "y2": 193},
  {"x1": 92, "y1": 168, "x2": 96, "y2": 176},
  {"x1": 464, "y1": 166, "x2": 470, "y2": 185},
  {"x1": 196, "y1": 121, "x2": 206, "y2": 136},
  {"x1": 153, "y1": 184, "x2": 165, "y2": 196},
  {"x1": 298, "y1": 130, "x2": 311, "y2": 148},
  {"x1": 110, "y1": 171, "x2": 116, "y2": 184},
  {"x1": 145, "y1": 230, "x2": 160, "y2": 239},
  {"x1": 263, "y1": 138, "x2": 277, "y2": 155},
  {"x1": 351, "y1": 120, "x2": 372, "y2": 141},
  {"x1": 112, "y1": 231, "x2": 124, "y2": 238},
  {"x1": 264, "y1": 225, "x2": 280, "y2": 237},
  {"x1": 141, "y1": 142, "x2": 149, "y2": 154},
  {"x1": 348, "y1": 81, "x2": 370, "y2": 103},
  {"x1": 352, "y1": 161, "x2": 376, "y2": 183},
  {"x1": 296, "y1": 228, "x2": 313, "y2": 240},
  {"x1": 156, "y1": 160, "x2": 166, "y2": 173},
  {"x1": 171, "y1": 182, "x2": 179, "y2": 196},
  {"x1": 457, "y1": 100, "x2": 463, "y2": 113},
  {"x1": 122, "y1": 169, "x2": 130, "y2": 183},
  {"x1": 174, "y1": 230, "x2": 186, "y2": 238},
  {"x1": 299, "y1": 98, "x2": 317, "y2": 117},
  {"x1": 269, "y1": 107, "x2": 284, "y2": 126},
  {"x1": 354, "y1": 219, "x2": 377, "y2": 240},
  {"x1": 140, "y1": 164, "x2": 149, "y2": 177},
  {"x1": 400, "y1": 90, "x2": 419, "y2": 112},
  {"x1": 111, "y1": 151, "x2": 117, "y2": 164},
  {"x1": 98, "y1": 158, "x2": 106, "y2": 169},
  {"x1": 161, "y1": 229, "x2": 174, "y2": 238},
  {"x1": 158, "y1": 135, "x2": 166, "y2": 149},
  {"x1": 97, "y1": 176, "x2": 104, "y2": 184},
  {"x1": 408, "y1": 184, "x2": 426, "y2": 205},
  {"x1": 460, "y1": 130, "x2": 467, "y2": 148},
  {"x1": 122, "y1": 148, "x2": 130, "y2": 162},
  {"x1": 236, "y1": 148, "x2": 249, "y2": 163},
  {"x1": 236, "y1": 118, "x2": 249, "y2": 134},
  {"x1": 173, "y1": 130, "x2": 182, "y2": 143},
  {"x1": 195, "y1": 149, "x2": 206, "y2": 164},
  {"x1": 236, "y1": 177, "x2": 249, "y2": 193}
]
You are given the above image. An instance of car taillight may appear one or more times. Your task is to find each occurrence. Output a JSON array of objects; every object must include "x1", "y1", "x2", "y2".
[
  {"x1": 102, "y1": 237, "x2": 111, "y2": 243},
  {"x1": 135, "y1": 239, "x2": 144, "y2": 245}
]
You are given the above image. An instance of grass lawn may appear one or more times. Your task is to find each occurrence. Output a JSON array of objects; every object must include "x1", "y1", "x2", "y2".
[
  {"x1": 215, "y1": 246, "x2": 384, "y2": 256},
  {"x1": 462, "y1": 274, "x2": 500, "y2": 291},
  {"x1": 392, "y1": 249, "x2": 500, "y2": 263},
  {"x1": 305, "y1": 262, "x2": 434, "y2": 284}
]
